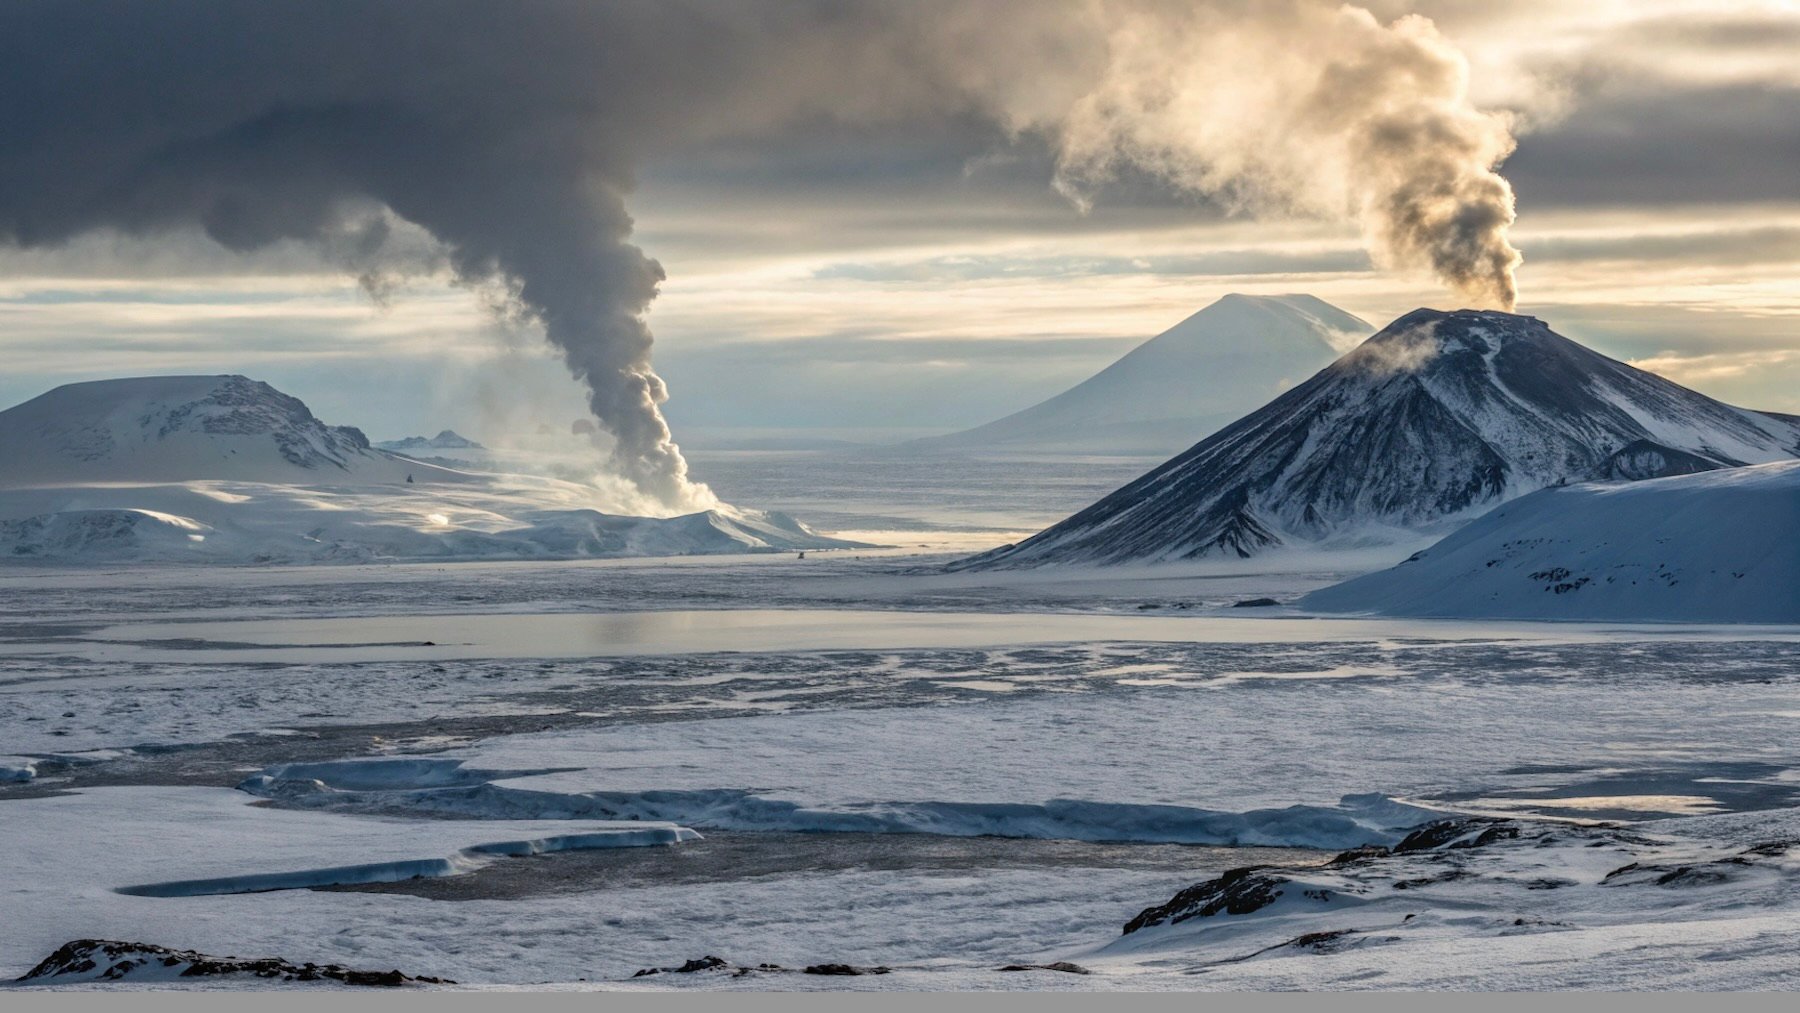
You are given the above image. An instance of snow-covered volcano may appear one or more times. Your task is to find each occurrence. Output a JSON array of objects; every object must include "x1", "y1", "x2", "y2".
[
  {"x1": 0, "y1": 375, "x2": 862, "y2": 564},
  {"x1": 909, "y1": 294, "x2": 1363, "y2": 455},
  {"x1": 957, "y1": 308, "x2": 1800, "y2": 567}
]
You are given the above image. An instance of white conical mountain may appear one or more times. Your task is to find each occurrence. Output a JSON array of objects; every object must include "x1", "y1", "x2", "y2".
[{"x1": 910, "y1": 293, "x2": 1366, "y2": 455}]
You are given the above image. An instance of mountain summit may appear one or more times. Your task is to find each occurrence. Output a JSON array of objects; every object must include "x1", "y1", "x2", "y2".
[
  {"x1": 957, "y1": 308, "x2": 1800, "y2": 567},
  {"x1": 910, "y1": 293, "x2": 1364, "y2": 455}
]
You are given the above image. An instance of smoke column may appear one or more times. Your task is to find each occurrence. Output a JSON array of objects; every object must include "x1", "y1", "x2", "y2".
[{"x1": 0, "y1": 2, "x2": 1526, "y2": 510}]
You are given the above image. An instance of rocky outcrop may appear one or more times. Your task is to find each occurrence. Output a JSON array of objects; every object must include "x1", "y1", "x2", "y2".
[{"x1": 17, "y1": 940, "x2": 451, "y2": 986}]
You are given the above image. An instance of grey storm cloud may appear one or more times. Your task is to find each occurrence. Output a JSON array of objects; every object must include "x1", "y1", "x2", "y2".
[
  {"x1": 1504, "y1": 84, "x2": 1800, "y2": 208},
  {"x1": 0, "y1": 0, "x2": 1526, "y2": 503}
]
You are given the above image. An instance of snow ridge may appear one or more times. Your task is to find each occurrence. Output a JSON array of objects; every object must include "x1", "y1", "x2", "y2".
[{"x1": 1302, "y1": 460, "x2": 1800, "y2": 623}]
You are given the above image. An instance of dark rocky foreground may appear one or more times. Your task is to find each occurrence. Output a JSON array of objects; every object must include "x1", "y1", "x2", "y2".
[
  {"x1": 17, "y1": 940, "x2": 452, "y2": 987},
  {"x1": 1123, "y1": 817, "x2": 1527, "y2": 935},
  {"x1": 632, "y1": 956, "x2": 891, "y2": 978},
  {"x1": 1123, "y1": 814, "x2": 1799, "y2": 946},
  {"x1": 631, "y1": 956, "x2": 1093, "y2": 979}
]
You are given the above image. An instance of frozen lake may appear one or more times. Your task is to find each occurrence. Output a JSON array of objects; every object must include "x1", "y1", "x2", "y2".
[{"x1": 55, "y1": 607, "x2": 1800, "y2": 663}]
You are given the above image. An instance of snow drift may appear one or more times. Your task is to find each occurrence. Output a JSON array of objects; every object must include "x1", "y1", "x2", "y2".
[
  {"x1": 958, "y1": 308, "x2": 1800, "y2": 568},
  {"x1": 0, "y1": 375, "x2": 861, "y2": 564},
  {"x1": 911, "y1": 294, "x2": 1362, "y2": 455},
  {"x1": 1302, "y1": 461, "x2": 1800, "y2": 624}
]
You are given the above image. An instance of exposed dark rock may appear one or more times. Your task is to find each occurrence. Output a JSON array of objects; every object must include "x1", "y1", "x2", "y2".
[
  {"x1": 1603, "y1": 853, "x2": 1756, "y2": 888},
  {"x1": 18, "y1": 940, "x2": 451, "y2": 986},
  {"x1": 998, "y1": 962, "x2": 1091, "y2": 974},
  {"x1": 632, "y1": 955, "x2": 730, "y2": 977},
  {"x1": 1392, "y1": 868, "x2": 1472, "y2": 890},
  {"x1": 802, "y1": 963, "x2": 891, "y2": 976},
  {"x1": 1281, "y1": 929, "x2": 1359, "y2": 953},
  {"x1": 1231, "y1": 597, "x2": 1281, "y2": 608},
  {"x1": 1392, "y1": 817, "x2": 1516, "y2": 853},
  {"x1": 1125, "y1": 818, "x2": 1538, "y2": 937},
  {"x1": 1122, "y1": 865, "x2": 1300, "y2": 934},
  {"x1": 1323, "y1": 845, "x2": 1390, "y2": 868},
  {"x1": 1522, "y1": 877, "x2": 1576, "y2": 890}
]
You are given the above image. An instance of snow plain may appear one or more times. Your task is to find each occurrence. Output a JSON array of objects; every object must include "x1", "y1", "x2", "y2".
[{"x1": 4, "y1": 530, "x2": 1799, "y2": 990}]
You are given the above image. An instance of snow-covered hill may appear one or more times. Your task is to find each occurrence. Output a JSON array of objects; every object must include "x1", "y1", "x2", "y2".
[
  {"x1": 0, "y1": 376, "x2": 863, "y2": 564},
  {"x1": 909, "y1": 294, "x2": 1362, "y2": 455},
  {"x1": 0, "y1": 375, "x2": 467, "y2": 487},
  {"x1": 958, "y1": 308, "x2": 1800, "y2": 567},
  {"x1": 1301, "y1": 462, "x2": 1800, "y2": 623}
]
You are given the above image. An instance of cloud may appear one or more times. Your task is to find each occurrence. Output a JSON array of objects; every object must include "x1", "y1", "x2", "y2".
[
  {"x1": 812, "y1": 248, "x2": 1372, "y2": 283},
  {"x1": 1505, "y1": 84, "x2": 1800, "y2": 207},
  {"x1": 1524, "y1": 224, "x2": 1800, "y2": 266},
  {"x1": 1628, "y1": 348, "x2": 1800, "y2": 387}
]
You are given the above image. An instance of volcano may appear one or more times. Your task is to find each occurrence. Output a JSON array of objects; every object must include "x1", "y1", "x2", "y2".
[
  {"x1": 908, "y1": 293, "x2": 1363, "y2": 455},
  {"x1": 956, "y1": 308, "x2": 1800, "y2": 567}
]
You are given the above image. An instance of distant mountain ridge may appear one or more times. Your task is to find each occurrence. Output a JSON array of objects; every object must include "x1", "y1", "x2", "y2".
[
  {"x1": 377, "y1": 430, "x2": 486, "y2": 453},
  {"x1": 909, "y1": 293, "x2": 1364, "y2": 455},
  {"x1": 957, "y1": 308, "x2": 1800, "y2": 568}
]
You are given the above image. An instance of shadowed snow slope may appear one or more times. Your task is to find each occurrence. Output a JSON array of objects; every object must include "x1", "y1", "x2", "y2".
[
  {"x1": 1301, "y1": 461, "x2": 1800, "y2": 623},
  {"x1": 0, "y1": 376, "x2": 863, "y2": 564},
  {"x1": 958, "y1": 308, "x2": 1800, "y2": 568},
  {"x1": 909, "y1": 294, "x2": 1362, "y2": 455}
]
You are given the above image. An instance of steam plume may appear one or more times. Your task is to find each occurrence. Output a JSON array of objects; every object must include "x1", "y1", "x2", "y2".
[
  {"x1": 0, "y1": 2, "x2": 1525, "y2": 510},
  {"x1": 1040, "y1": 3, "x2": 1522, "y2": 309}
]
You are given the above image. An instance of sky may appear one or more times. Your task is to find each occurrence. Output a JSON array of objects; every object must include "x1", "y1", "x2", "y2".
[{"x1": 1, "y1": 0, "x2": 1796, "y2": 454}]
